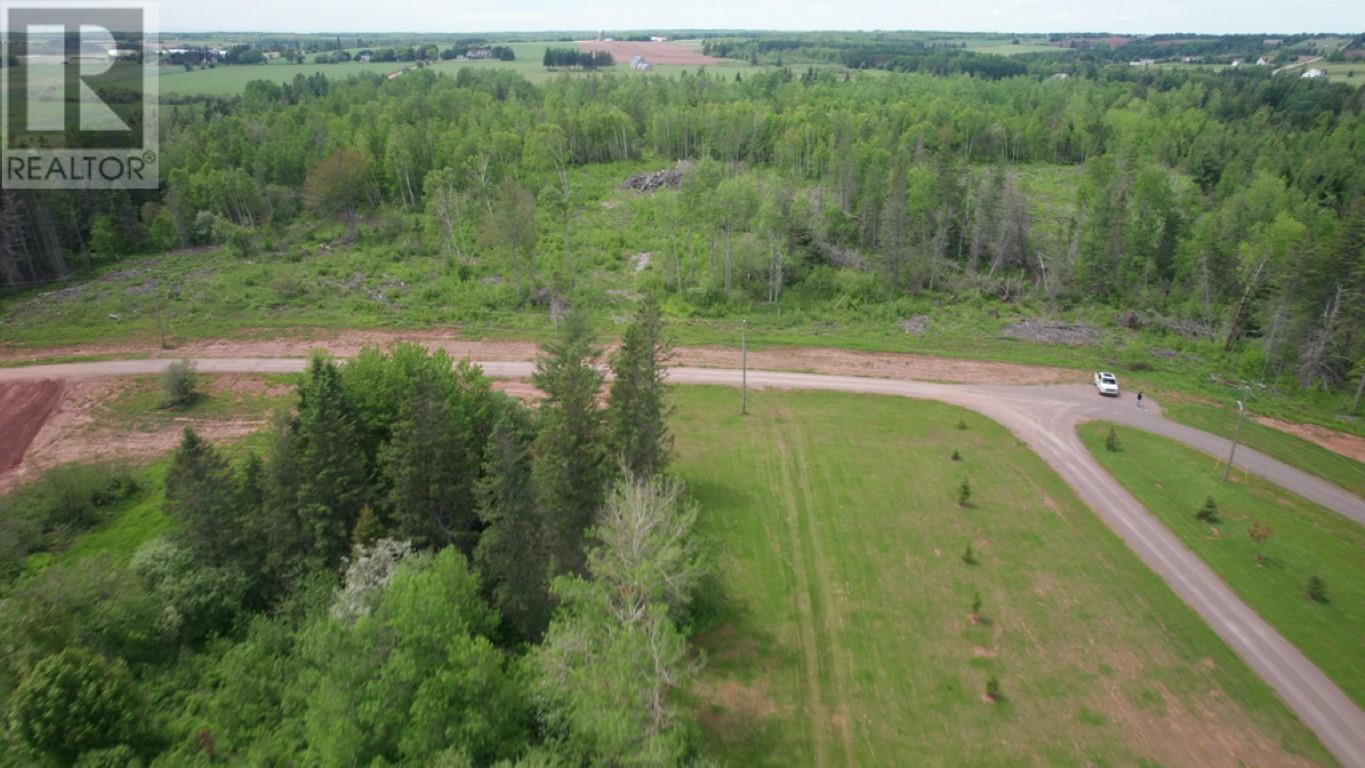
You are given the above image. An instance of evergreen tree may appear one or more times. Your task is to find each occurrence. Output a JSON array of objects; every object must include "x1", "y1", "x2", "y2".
[
  {"x1": 532, "y1": 311, "x2": 608, "y2": 577},
  {"x1": 608, "y1": 295, "x2": 673, "y2": 479},
  {"x1": 292, "y1": 355, "x2": 371, "y2": 568},
  {"x1": 164, "y1": 428, "x2": 242, "y2": 567},
  {"x1": 385, "y1": 363, "x2": 478, "y2": 552},
  {"x1": 476, "y1": 405, "x2": 553, "y2": 641}
]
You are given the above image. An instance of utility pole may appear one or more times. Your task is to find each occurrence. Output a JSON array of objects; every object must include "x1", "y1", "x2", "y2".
[
  {"x1": 155, "y1": 284, "x2": 167, "y2": 350},
  {"x1": 1223, "y1": 385, "x2": 1250, "y2": 482},
  {"x1": 741, "y1": 319, "x2": 748, "y2": 416}
]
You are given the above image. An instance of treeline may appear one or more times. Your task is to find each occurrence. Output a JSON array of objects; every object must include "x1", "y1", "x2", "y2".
[
  {"x1": 542, "y1": 46, "x2": 614, "y2": 69},
  {"x1": 3, "y1": 62, "x2": 1362, "y2": 390},
  {"x1": 0, "y1": 300, "x2": 708, "y2": 765}
]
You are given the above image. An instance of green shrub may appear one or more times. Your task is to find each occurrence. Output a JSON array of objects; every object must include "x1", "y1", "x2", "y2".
[
  {"x1": 1196, "y1": 496, "x2": 1220, "y2": 524},
  {"x1": 159, "y1": 360, "x2": 198, "y2": 408},
  {"x1": 9, "y1": 648, "x2": 146, "y2": 763},
  {"x1": 962, "y1": 543, "x2": 977, "y2": 565},
  {"x1": 1306, "y1": 575, "x2": 1329, "y2": 604},
  {"x1": 1104, "y1": 428, "x2": 1120, "y2": 452},
  {"x1": 985, "y1": 674, "x2": 1003, "y2": 703},
  {"x1": 950, "y1": 448, "x2": 961, "y2": 461},
  {"x1": 957, "y1": 479, "x2": 972, "y2": 507},
  {"x1": 0, "y1": 462, "x2": 138, "y2": 553},
  {"x1": 956, "y1": 418, "x2": 968, "y2": 430}
]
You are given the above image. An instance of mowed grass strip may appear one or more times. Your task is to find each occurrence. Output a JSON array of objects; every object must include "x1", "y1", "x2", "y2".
[
  {"x1": 1080, "y1": 422, "x2": 1365, "y2": 709},
  {"x1": 1158, "y1": 398, "x2": 1365, "y2": 498},
  {"x1": 674, "y1": 387, "x2": 1332, "y2": 767}
]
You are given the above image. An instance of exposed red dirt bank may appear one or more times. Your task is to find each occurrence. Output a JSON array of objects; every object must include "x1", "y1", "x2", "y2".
[
  {"x1": 0, "y1": 380, "x2": 64, "y2": 475},
  {"x1": 576, "y1": 39, "x2": 719, "y2": 66}
]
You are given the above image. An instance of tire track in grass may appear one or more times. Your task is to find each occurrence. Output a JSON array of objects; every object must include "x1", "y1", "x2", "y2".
[
  {"x1": 785, "y1": 407, "x2": 858, "y2": 766},
  {"x1": 769, "y1": 412, "x2": 831, "y2": 768}
]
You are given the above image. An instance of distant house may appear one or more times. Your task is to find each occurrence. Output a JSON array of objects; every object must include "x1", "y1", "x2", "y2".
[
  {"x1": 1049, "y1": 72, "x2": 1070, "y2": 80},
  {"x1": 357, "y1": 53, "x2": 371, "y2": 63},
  {"x1": 629, "y1": 55, "x2": 652, "y2": 71},
  {"x1": 1255, "y1": 56, "x2": 1270, "y2": 66},
  {"x1": 650, "y1": 36, "x2": 668, "y2": 42},
  {"x1": 1302, "y1": 68, "x2": 1326, "y2": 78},
  {"x1": 1128, "y1": 58, "x2": 1155, "y2": 67},
  {"x1": 466, "y1": 48, "x2": 492, "y2": 60},
  {"x1": 1231, "y1": 59, "x2": 1243, "y2": 67}
]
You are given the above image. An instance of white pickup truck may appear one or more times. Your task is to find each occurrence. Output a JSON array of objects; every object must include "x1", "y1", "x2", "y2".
[{"x1": 1093, "y1": 371, "x2": 1120, "y2": 397}]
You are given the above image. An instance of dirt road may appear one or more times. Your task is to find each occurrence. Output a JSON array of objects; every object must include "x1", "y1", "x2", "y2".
[{"x1": 1, "y1": 357, "x2": 1362, "y2": 765}]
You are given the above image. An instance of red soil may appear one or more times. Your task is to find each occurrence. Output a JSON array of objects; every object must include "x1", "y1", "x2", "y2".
[
  {"x1": 0, "y1": 380, "x2": 64, "y2": 475},
  {"x1": 576, "y1": 40, "x2": 719, "y2": 66}
]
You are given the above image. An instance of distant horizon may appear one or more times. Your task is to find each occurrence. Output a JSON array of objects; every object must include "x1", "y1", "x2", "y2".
[
  {"x1": 152, "y1": 28, "x2": 1360, "y2": 37},
  {"x1": 140, "y1": 1, "x2": 1364, "y2": 38}
]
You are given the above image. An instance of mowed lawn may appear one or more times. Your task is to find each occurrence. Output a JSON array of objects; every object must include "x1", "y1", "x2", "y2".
[
  {"x1": 1080, "y1": 422, "x2": 1365, "y2": 709},
  {"x1": 1158, "y1": 398, "x2": 1365, "y2": 498},
  {"x1": 673, "y1": 388, "x2": 1332, "y2": 767}
]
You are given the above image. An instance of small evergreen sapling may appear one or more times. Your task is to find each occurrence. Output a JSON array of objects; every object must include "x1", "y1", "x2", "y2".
[
  {"x1": 1104, "y1": 427, "x2": 1120, "y2": 452},
  {"x1": 1306, "y1": 575, "x2": 1329, "y2": 604},
  {"x1": 957, "y1": 478, "x2": 972, "y2": 507},
  {"x1": 962, "y1": 543, "x2": 977, "y2": 565},
  {"x1": 1196, "y1": 496, "x2": 1220, "y2": 524},
  {"x1": 985, "y1": 674, "x2": 1003, "y2": 703},
  {"x1": 957, "y1": 417, "x2": 968, "y2": 430},
  {"x1": 950, "y1": 448, "x2": 961, "y2": 461}
]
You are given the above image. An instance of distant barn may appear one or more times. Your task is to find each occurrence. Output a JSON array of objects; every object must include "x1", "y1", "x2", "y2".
[{"x1": 629, "y1": 55, "x2": 652, "y2": 71}]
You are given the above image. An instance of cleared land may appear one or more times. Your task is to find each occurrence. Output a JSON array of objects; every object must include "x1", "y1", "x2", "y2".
[
  {"x1": 675, "y1": 387, "x2": 1331, "y2": 766},
  {"x1": 576, "y1": 39, "x2": 719, "y2": 65},
  {"x1": 1080, "y1": 422, "x2": 1365, "y2": 710},
  {"x1": 0, "y1": 381, "x2": 64, "y2": 475}
]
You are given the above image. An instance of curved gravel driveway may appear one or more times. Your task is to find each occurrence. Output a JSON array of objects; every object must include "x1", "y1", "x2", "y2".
[{"x1": 2, "y1": 356, "x2": 1362, "y2": 766}]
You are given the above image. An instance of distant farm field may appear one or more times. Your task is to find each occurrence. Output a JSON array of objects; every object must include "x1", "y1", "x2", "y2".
[
  {"x1": 674, "y1": 387, "x2": 1330, "y2": 766},
  {"x1": 149, "y1": 40, "x2": 754, "y2": 95},
  {"x1": 577, "y1": 39, "x2": 719, "y2": 65}
]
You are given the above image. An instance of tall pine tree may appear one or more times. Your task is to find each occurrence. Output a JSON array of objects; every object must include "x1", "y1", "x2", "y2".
[
  {"x1": 292, "y1": 355, "x2": 370, "y2": 568},
  {"x1": 475, "y1": 403, "x2": 553, "y2": 641},
  {"x1": 385, "y1": 362, "x2": 479, "y2": 552},
  {"x1": 532, "y1": 311, "x2": 608, "y2": 577},
  {"x1": 164, "y1": 428, "x2": 242, "y2": 567},
  {"x1": 608, "y1": 295, "x2": 673, "y2": 479}
]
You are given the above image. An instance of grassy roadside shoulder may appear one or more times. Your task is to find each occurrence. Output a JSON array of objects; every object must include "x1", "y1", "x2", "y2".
[
  {"x1": 1155, "y1": 397, "x2": 1365, "y2": 498},
  {"x1": 677, "y1": 387, "x2": 1333, "y2": 765},
  {"x1": 1079, "y1": 422, "x2": 1365, "y2": 709}
]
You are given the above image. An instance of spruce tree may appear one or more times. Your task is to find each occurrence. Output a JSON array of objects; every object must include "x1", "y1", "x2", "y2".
[
  {"x1": 293, "y1": 355, "x2": 371, "y2": 568},
  {"x1": 608, "y1": 295, "x2": 673, "y2": 479},
  {"x1": 164, "y1": 428, "x2": 241, "y2": 567},
  {"x1": 385, "y1": 364, "x2": 478, "y2": 552},
  {"x1": 476, "y1": 405, "x2": 553, "y2": 641},
  {"x1": 532, "y1": 311, "x2": 608, "y2": 577}
]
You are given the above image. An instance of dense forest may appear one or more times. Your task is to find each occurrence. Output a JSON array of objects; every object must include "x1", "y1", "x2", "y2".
[
  {"x1": 0, "y1": 299, "x2": 707, "y2": 764},
  {"x1": 3, "y1": 60, "x2": 1362, "y2": 393}
]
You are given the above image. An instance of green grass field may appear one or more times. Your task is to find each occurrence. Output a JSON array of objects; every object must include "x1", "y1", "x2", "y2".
[
  {"x1": 149, "y1": 40, "x2": 760, "y2": 95},
  {"x1": 1157, "y1": 397, "x2": 1365, "y2": 498},
  {"x1": 1079, "y1": 422, "x2": 1365, "y2": 709},
  {"x1": 674, "y1": 388, "x2": 1331, "y2": 766}
]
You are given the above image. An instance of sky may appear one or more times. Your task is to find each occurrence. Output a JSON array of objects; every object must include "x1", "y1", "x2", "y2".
[{"x1": 154, "y1": 1, "x2": 1364, "y2": 35}]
